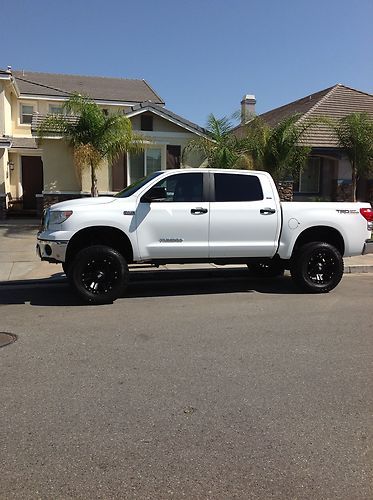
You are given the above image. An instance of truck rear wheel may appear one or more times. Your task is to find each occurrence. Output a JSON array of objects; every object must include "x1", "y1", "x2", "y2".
[
  {"x1": 290, "y1": 242, "x2": 343, "y2": 293},
  {"x1": 69, "y1": 245, "x2": 129, "y2": 304}
]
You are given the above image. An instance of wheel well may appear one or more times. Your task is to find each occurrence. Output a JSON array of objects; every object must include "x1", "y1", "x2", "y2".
[
  {"x1": 66, "y1": 226, "x2": 134, "y2": 264},
  {"x1": 292, "y1": 226, "x2": 345, "y2": 257}
]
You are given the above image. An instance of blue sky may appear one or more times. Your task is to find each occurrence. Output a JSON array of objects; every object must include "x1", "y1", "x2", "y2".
[{"x1": 1, "y1": 0, "x2": 372, "y2": 127}]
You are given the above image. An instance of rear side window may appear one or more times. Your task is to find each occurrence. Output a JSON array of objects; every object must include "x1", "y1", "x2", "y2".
[{"x1": 214, "y1": 173, "x2": 263, "y2": 202}]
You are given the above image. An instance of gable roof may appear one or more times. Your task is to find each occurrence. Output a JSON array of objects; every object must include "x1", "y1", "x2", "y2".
[
  {"x1": 296, "y1": 84, "x2": 373, "y2": 147},
  {"x1": 31, "y1": 102, "x2": 208, "y2": 138},
  {"x1": 258, "y1": 86, "x2": 334, "y2": 127},
  {"x1": 125, "y1": 102, "x2": 208, "y2": 137},
  {"x1": 11, "y1": 70, "x2": 165, "y2": 105},
  {"x1": 237, "y1": 84, "x2": 373, "y2": 148}
]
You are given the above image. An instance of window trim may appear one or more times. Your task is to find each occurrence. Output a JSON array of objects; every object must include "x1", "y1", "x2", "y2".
[{"x1": 19, "y1": 102, "x2": 35, "y2": 125}]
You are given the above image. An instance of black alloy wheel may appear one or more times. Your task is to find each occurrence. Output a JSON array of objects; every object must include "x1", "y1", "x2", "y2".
[
  {"x1": 70, "y1": 245, "x2": 129, "y2": 304},
  {"x1": 290, "y1": 241, "x2": 344, "y2": 293}
]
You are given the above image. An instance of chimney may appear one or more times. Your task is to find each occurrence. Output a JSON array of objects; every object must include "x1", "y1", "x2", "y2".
[{"x1": 241, "y1": 94, "x2": 256, "y2": 124}]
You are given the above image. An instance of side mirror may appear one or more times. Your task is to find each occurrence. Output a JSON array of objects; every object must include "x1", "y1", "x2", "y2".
[{"x1": 141, "y1": 186, "x2": 167, "y2": 203}]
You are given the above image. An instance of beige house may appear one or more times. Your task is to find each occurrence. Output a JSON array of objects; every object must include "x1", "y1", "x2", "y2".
[
  {"x1": 0, "y1": 68, "x2": 207, "y2": 218},
  {"x1": 236, "y1": 85, "x2": 373, "y2": 202}
]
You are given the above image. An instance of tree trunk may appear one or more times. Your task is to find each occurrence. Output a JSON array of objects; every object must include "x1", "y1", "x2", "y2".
[
  {"x1": 351, "y1": 164, "x2": 357, "y2": 202},
  {"x1": 91, "y1": 163, "x2": 98, "y2": 197}
]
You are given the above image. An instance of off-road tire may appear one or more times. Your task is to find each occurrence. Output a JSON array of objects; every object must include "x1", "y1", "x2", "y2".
[
  {"x1": 69, "y1": 245, "x2": 129, "y2": 304},
  {"x1": 290, "y1": 241, "x2": 343, "y2": 293}
]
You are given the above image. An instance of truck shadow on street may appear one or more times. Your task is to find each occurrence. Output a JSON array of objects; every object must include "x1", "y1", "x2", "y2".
[{"x1": 0, "y1": 268, "x2": 300, "y2": 306}]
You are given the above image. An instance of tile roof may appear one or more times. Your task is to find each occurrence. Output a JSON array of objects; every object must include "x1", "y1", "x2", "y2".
[
  {"x1": 297, "y1": 85, "x2": 373, "y2": 147},
  {"x1": 236, "y1": 84, "x2": 373, "y2": 148},
  {"x1": 11, "y1": 70, "x2": 165, "y2": 105}
]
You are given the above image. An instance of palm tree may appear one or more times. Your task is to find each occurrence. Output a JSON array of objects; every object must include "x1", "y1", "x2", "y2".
[
  {"x1": 183, "y1": 114, "x2": 252, "y2": 169},
  {"x1": 38, "y1": 93, "x2": 145, "y2": 196},
  {"x1": 242, "y1": 115, "x2": 317, "y2": 182},
  {"x1": 331, "y1": 112, "x2": 373, "y2": 202}
]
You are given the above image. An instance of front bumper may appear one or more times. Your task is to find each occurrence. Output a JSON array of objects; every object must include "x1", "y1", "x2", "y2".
[
  {"x1": 36, "y1": 238, "x2": 68, "y2": 263},
  {"x1": 363, "y1": 239, "x2": 373, "y2": 255}
]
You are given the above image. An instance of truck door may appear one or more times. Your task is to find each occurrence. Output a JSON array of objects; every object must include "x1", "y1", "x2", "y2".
[
  {"x1": 135, "y1": 172, "x2": 209, "y2": 259},
  {"x1": 209, "y1": 172, "x2": 280, "y2": 258}
]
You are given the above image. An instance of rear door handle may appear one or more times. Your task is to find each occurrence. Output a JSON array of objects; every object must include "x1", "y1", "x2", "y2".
[
  {"x1": 191, "y1": 207, "x2": 208, "y2": 215},
  {"x1": 260, "y1": 208, "x2": 276, "y2": 215}
]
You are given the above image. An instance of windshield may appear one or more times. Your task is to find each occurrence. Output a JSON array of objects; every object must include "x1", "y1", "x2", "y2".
[{"x1": 114, "y1": 171, "x2": 163, "y2": 198}]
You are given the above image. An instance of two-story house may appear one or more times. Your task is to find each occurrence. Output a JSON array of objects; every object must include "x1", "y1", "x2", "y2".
[{"x1": 0, "y1": 68, "x2": 207, "y2": 218}]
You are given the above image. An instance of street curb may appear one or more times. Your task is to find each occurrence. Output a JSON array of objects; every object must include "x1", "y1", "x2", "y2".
[{"x1": 344, "y1": 265, "x2": 373, "y2": 274}]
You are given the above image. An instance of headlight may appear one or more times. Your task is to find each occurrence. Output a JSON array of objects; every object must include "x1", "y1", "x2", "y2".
[{"x1": 49, "y1": 210, "x2": 73, "y2": 225}]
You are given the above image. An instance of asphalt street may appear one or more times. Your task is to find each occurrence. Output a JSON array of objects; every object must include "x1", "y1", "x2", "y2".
[{"x1": 0, "y1": 271, "x2": 372, "y2": 499}]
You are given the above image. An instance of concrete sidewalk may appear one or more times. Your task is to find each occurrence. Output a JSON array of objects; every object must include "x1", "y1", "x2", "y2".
[{"x1": 0, "y1": 218, "x2": 372, "y2": 284}]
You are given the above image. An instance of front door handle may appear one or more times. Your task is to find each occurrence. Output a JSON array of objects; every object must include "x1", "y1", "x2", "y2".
[
  {"x1": 260, "y1": 208, "x2": 276, "y2": 215},
  {"x1": 191, "y1": 207, "x2": 208, "y2": 215}
]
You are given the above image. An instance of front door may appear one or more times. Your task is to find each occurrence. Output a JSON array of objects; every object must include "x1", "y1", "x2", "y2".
[
  {"x1": 21, "y1": 156, "x2": 43, "y2": 210},
  {"x1": 135, "y1": 172, "x2": 209, "y2": 259},
  {"x1": 209, "y1": 172, "x2": 280, "y2": 258}
]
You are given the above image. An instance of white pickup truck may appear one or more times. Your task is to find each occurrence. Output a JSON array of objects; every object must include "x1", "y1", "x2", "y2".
[{"x1": 37, "y1": 169, "x2": 373, "y2": 303}]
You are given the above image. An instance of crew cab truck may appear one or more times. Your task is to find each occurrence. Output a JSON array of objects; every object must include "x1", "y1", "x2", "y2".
[{"x1": 37, "y1": 169, "x2": 373, "y2": 304}]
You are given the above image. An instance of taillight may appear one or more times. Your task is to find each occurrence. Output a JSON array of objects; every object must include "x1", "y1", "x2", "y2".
[{"x1": 360, "y1": 207, "x2": 373, "y2": 222}]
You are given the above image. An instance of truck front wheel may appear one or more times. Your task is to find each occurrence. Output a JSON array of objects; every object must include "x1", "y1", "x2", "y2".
[
  {"x1": 69, "y1": 245, "x2": 129, "y2": 304},
  {"x1": 290, "y1": 242, "x2": 343, "y2": 293}
]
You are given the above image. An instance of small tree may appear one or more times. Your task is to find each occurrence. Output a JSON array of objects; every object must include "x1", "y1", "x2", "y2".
[
  {"x1": 242, "y1": 115, "x2": 317, "y2": 182},
  {"x1": 183, "y1": 114, "x2": 252, "y2": 169},
  {"x1": 38, "y1": 93, "x2": 145, "y2": 196},
  {"x1": 332, "y1": 112, "x2": 373, "y2": 202}
]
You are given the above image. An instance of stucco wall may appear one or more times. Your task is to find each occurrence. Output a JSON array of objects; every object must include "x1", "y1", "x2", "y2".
[{"x1": 41, "y1": 139, "x2": 80, "y2": 192}]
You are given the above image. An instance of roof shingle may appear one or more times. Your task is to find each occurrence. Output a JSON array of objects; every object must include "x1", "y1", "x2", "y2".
[{"x1": 12, "y1": 70, "x2": 164, "y2": 104}]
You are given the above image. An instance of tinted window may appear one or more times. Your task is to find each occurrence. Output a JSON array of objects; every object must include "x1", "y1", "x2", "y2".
[
  {"x1": 152, "y1": 173, "x2": 203, "y2": 202},
  {"x1": 115, "y1": 171, "x2": 162, "y2": 198},
  {"x1": 214, "y1": 173, "x2": 263, "y2": 202}
]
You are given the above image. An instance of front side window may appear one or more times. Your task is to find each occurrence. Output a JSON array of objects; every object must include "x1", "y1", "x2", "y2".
[
  {"x1": 20, "y1": 104, "x2": 34, "y2": 124},
  {"x1": 129, "y1": 148, "x2": 162, "y2": 184},
  {"x1": 115, "y1": 171, "x2": 162, "y2": 198},
  {"x1": 151, "y1": 173, "x2": 203, "y2": 202},
  {"x1": 214, "y1": 173, "x2": 263, "y2": 202}
]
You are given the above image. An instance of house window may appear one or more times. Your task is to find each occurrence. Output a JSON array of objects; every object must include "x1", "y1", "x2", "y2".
[
  {"x1": 166, "y1": 145, "x2": 181, "y2": 169},
  {"x1": 20, "y1": 104, "x2": 34, "y2": 124},
  {"x1": 141, "y1": 114, "x2": 153, "y2": 131},
  {"x1": 49, "y1": 104, "x2": 63, "y2": 115},
  {"x1": 296, "y1": 158, "x2": 321, "y2": 193},
  {"x1": 129, "y1": 148, "x2": 162, "y2": 183}
]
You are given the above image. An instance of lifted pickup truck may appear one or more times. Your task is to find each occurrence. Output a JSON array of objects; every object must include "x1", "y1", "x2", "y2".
[{"x1": 37, "y1": 169, "x2": 373, "y2": 303}]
